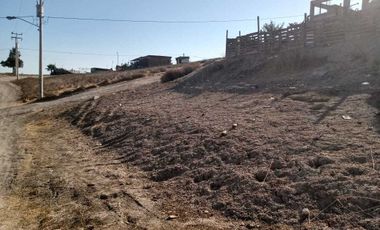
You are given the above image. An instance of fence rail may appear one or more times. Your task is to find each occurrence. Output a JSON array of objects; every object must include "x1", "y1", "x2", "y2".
[{"x1": 226, "y1": 8, "x2": 380, "y2": 58}]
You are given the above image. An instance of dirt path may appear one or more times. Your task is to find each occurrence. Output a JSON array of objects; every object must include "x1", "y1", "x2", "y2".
[
  {"x1": 0, "y1": 77, "x2": 21, "y2": 109},
  {"x1": 1, "y1": 75, "x2": 161, "y2": 116},
  {"x1": 0, "y1": 77, "x2": 24, "y2": 229}
]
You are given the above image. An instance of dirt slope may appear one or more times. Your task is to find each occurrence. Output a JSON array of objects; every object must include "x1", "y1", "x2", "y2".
[{"x1": 64, "y1": 44, "x2": 380, "y2": 229}]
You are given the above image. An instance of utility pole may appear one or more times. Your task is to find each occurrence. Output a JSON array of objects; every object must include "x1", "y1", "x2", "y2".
[
  {"x1": 37, "y1": 0, "x2": 44, "y2": 99},
  {"x1": 11, "y1": 32, "x2": 22, "y2": 80}
]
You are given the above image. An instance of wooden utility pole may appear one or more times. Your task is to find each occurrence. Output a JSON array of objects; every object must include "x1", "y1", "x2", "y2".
[{"x1": 11, "y1": 32, "x2": 22, "y2": 80}]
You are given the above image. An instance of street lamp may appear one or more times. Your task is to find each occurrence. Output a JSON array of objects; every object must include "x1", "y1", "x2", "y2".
[
  {"x1": 6, "y1": 16, "x2": 38, "y2": 27},
  {"x1": 6, "y1": 0, "x2": 45, "y2": 99}
]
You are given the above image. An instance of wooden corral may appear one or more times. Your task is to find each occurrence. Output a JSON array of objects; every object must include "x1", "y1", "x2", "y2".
[{"x1": 226, "y1": 0, "x2": 380, "y2": 58}]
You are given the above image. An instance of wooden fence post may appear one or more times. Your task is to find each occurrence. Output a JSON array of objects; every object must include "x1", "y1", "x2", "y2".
[
  {"x1": 303, "y1": 13, "x2": 308, "y2": 48},
  {"x1": 257, "y1": 16, "x2": 260, "y2": 33},
  {"x1": 257, "y1": 16, "x2": 261, "y2": 53},
  {"x1": 237, "y1": 31, "x2": 241, "y2": 56},
  {"x1": 225, "y1": 30, "x2": 229, "y2": 58}
]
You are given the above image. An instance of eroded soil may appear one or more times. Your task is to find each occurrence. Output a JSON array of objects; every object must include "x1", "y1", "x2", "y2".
[{"x1": 65, "y1": 80, "x2": 380, "y2": 229}]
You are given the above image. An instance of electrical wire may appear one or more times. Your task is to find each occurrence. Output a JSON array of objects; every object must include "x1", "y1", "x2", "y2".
[
  {"x1": 19, "y1": 48, "x2": 207, "y2": 60},
  {"x1": 45, "y1": 14, "x2": 304, "y2": 24},
  {"x1": 14, "y1": 0, "x2": 25, "y2": 31},
  {"x1": 20, "y1": 48, "x2": 127, "y2": 57},
  {"x1": 1, "y1": 14, "x2": 304, "y2": 24}
]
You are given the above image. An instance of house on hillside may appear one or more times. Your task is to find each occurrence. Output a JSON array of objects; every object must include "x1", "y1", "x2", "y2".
[
  {"x1": 131, "y1": 55, "x2": 171, "y2": 69},
  {"x1": 175, "y1": 55, "x2": 190, "y2": 65},
  {"x1": 309, "y1": 0, "x2": 371, "y2": 20}
]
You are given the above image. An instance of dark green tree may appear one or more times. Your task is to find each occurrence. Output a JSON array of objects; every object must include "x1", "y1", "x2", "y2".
[
  {"x1": 1, "y1": 48, "x2": 24, "y2": 74},
  {"x1": 46, "y1": 64, "x2": 57, "y2": 74},
  {"x1": 261, "y1": 21, "x2": 284, "y2": 34}
]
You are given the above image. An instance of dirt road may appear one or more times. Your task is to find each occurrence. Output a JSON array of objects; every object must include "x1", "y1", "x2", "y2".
[
  {"x1": 0, "y1": 78, "x2": 22, "y2": 196},
  {"x1": 0, "y1": 77, "x2": 24, "y2": 229},
  {"x1": 1, "y1": 74, "x2": 161, "y2": 116}
]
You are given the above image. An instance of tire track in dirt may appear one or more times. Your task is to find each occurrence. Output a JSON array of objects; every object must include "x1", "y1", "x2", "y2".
[{"x1": 0, "y1": 77, "x2": 25, "y2": 229}]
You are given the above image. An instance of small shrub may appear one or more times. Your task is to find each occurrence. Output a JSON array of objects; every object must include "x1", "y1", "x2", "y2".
[
  {"x1": 161, "y1": 69, "x2": 185, "y2": 83},
  {"x1": 130, "y1": 73, "x2": 145, "y2": 79},
  {"x1": 183, "y1": 66, "x2": 196, "y2": 75},
  {"x1": 149, "y1": 69, "x2": 161, "y2": 74},
  {"x1": 161, "y1": 65, "x2": 198, "y2": 83}
]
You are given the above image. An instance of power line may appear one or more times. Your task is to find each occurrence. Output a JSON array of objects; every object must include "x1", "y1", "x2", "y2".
[
  {"x1": 45, "y1": 14, "x2": 304, "y2": 24},
  {"x1": 1, "y1": 14, "x2": 304, "y2": 24},
  {"x1": 14, "y1": 0, "x2": 25, "y2": 31},
  {"x1": 20, "y1": 48, "x2": 136, "y2": 57},
  {"x1": 18, "y1": 48, "x2": 208, "y2": 60}
]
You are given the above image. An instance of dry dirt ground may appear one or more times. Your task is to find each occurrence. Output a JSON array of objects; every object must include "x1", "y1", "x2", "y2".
[
  {"x1": 63, "y1": 47, "x2": 380, "y2": 229},
  {"x1": 0, "y1": 75, "x2": 236, "y2": 229},
  {"x1": 0, "y1": 45, "x2": 379, "y2": 229},
  {"x1": 65, "y1": 82, "x2": 380, "y2": 229}
]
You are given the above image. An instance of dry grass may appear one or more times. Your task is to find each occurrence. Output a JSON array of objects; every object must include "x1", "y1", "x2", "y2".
[
  {"x1": 161, "y1": 64, "x2": 201, "y2": 83},
  {"x1": 14, "y1": 70, "x2": 147, "y2": 102}
]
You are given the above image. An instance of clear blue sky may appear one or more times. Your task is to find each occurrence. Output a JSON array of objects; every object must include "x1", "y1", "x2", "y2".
[{"x1": 0, "y1": 0, "x2": 333, "y2": 74}]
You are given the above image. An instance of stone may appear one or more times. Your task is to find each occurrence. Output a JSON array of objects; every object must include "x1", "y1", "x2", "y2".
[
  {"x1": 99, "y1": 194, "x2": 108, "y2": 200},
  {"x1": 166, "y1": 215, "x2": 178, "y2": 220}
]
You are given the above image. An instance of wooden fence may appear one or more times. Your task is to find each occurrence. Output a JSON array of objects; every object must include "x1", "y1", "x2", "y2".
[{"x1": 226, "y1": 8, "x2": 380, "y2": 58}]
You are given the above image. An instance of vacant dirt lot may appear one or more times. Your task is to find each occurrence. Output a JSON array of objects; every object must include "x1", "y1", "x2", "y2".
[{"x1": 64, "y1": 47, "x2": 380, "y2": 229}]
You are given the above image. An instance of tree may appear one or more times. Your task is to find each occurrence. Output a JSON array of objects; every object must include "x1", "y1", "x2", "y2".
[
  {"x1": 261, "y1": 21, "x2": 284, "y2": 34},
  {"x1": 46, "y1": 64, "x2": 72, "y2": 75},
  {"x1": 1, "y1": 48, "x2": 24, "y2": 74},
  {"x1": 46, "y1": 64, "x2": 57, "y2": 74},
  {"x1": 117, "y1": 62, "x2": 132, "y2": 71}
]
